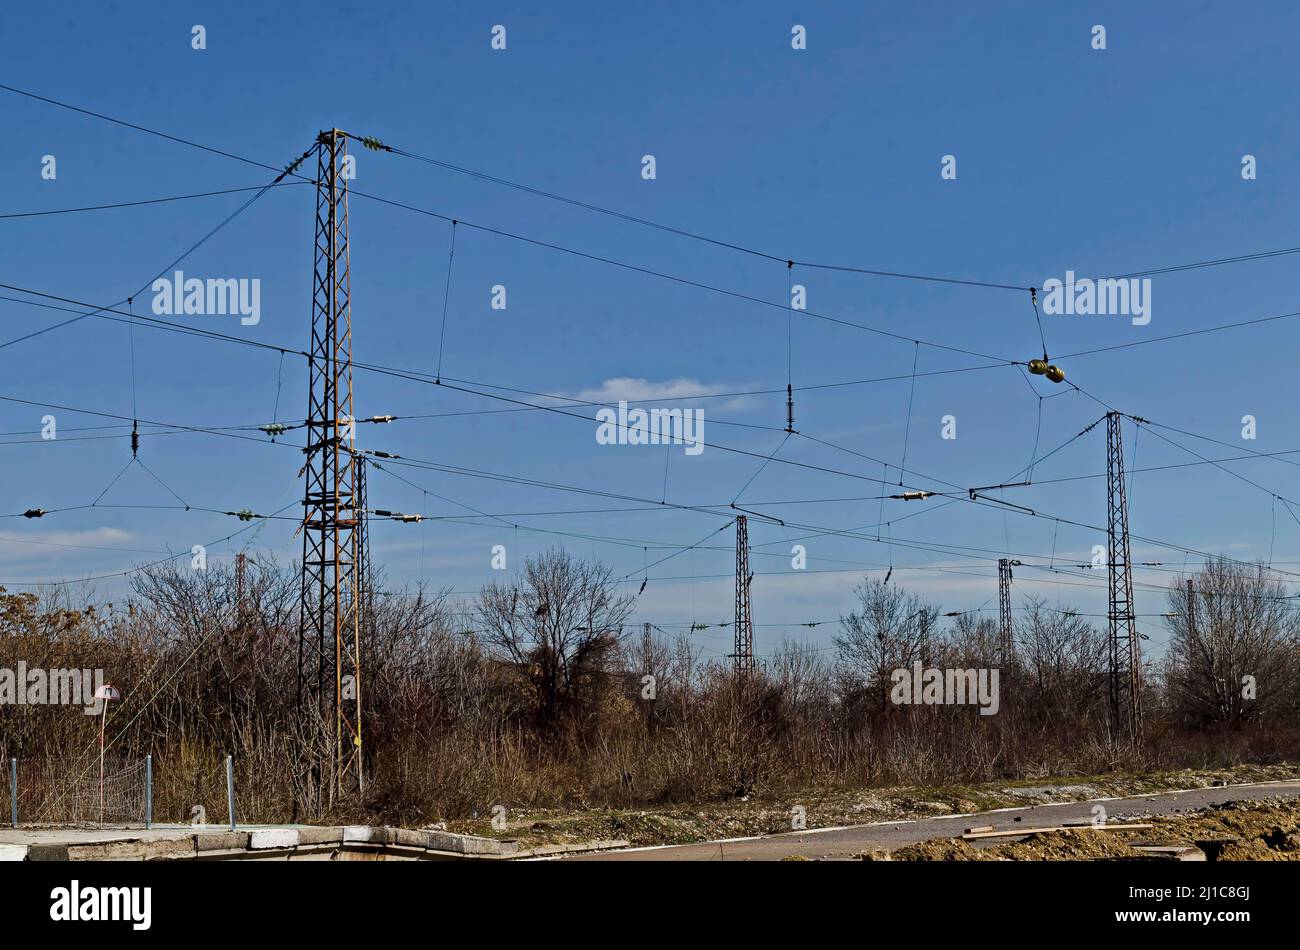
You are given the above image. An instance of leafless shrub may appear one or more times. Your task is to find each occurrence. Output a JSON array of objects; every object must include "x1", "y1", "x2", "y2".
[{"x1": 2, "y1": 553, "x2": 1298, "y2": 823}]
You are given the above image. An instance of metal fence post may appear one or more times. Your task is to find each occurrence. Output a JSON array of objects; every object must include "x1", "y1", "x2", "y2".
[
  {"x1": 226, "y1": 755, "x2": 236, "y2": 831},
  {"x1": 9, "y1": 758, "x2": 16, "y2": 828},
  {"x1": 144, "y1": 754, "x2": 153, "y2": 830}
]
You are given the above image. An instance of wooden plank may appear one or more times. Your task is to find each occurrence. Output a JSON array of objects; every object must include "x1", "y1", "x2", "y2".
[{"x1": 961, "y1": 823, "x2": 1152, "y2": 840}]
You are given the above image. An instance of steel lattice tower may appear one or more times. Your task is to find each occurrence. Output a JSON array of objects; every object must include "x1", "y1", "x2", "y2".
[
  {"x1": 298, "y1": 129, "x2": 363, "y2": 805},
  {"x1": 1105, "y1": 411, "x2": 1142, "y2": 741},
  {"x1": 997, "y1": 558, "x2": 1014, "y2": 666},
  {"x1": 733, "y1": 515, "x2": 755, "y2": 674}
]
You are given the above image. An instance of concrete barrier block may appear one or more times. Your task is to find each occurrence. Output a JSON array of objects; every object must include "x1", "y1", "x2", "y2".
[
  {"x1": 465, "y1": 835, "x2": 516, "y2": 855},
  {"x1": 297, "y1": 826, "x2": 345, "y2": 847},
  {"x1": 424, "y1": 830, "x2": 467, "y2": 852},
  {"x1": 194, "y1": 831, "x2": 249, "y2": 852},
  {"x1": 249, "y1": 829, "x2": 300, "y2": 850},
  {"x1": 25, "y1": 843, "x2": 70, "y2": 862},
  {"x1": 0, "y1": 845, "x2": 29, "y2": 861},
  {"x1": 393, "y1": 828, "x2": 431, "y2": 849},
  {"x1": 67, "y1": 837, "x2": 195, "y2": 861},
  {"x1": 344, "y1": 825, "x2": 387, "y2": 844},
  {"x1": 422, "y1": 830, "x2": 512, "y2": 854}
]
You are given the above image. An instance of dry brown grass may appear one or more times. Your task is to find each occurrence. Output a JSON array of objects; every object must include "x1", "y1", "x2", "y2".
[{"x1": 3, "y1": 555, "x2": 1299, "y2": 827}]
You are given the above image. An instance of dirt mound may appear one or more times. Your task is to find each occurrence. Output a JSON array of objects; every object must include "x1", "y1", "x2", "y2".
[
  {"x1": 997, "y1": 829, "x2": 1149, "y2": 860},
  {"x1": 884, "y1": 797, "x2": 1300, "y2": 861},
  {"x1": 888, "y1": 828, "x2": 1140, "y2": 861},
  {"x1": 887, "y1": 838, "x2": 993, "y2": 861}
]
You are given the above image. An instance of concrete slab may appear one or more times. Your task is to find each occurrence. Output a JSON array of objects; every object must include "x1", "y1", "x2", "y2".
[
  {"x1": 66, "y1": 837, "x2": 194, "y2": 861},
  {"x1": 0, "y1": 822, "x2": 570, "y2": 860},
  {"x1": 249, "y1": 829, "x2": 299, "y2": 850},
  {"x1": 343, "y1": 825, "x2": 386, "y2": 844},
  {"x1": 296, "y1": 826, "x2": 344, "y2": 847},
  {"x1": 195, "y1": 831, "x2": 249, "y2": 852}
]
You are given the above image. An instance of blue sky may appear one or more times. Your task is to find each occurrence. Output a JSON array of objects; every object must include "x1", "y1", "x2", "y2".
[{"x1": 3, "y1": 1, "x2": 1300, "y2": 661}]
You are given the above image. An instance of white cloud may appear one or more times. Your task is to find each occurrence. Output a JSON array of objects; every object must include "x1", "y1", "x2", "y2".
[{"x1": 571, "y1": 377, "x2": 756, "y2": 412}]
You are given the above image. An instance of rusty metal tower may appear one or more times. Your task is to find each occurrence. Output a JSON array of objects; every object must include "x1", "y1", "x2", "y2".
[
  {"x1": 733, "y1": 515, "x2": 755, "y2": 674},
  {"x1": 997, "y1": 557, "x2": 1014, "y2": 667},
  {"x1": 1105, "y1": 411, "x2": 1142, "y2": 742},
  {"x1": 298, "y1": 129, "x2": 363, "y2": 805}
]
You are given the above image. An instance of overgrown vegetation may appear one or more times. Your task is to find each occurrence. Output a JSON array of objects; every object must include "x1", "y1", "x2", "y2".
[{"x1": 1, "y1": 549, "x2": 1297, "y2": 826}]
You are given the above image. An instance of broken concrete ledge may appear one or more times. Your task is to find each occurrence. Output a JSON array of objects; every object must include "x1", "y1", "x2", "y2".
[{"x1": 3, "y1": 826, "x2": 528, "y2": 862}]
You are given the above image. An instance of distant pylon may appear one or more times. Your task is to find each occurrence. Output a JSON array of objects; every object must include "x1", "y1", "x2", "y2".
[
  {"x1": 733, "y1": 515, "x2": 755, "y2": 674},
  {"x1": 1105, "y1": 411, "x2": 1142, "y2": 741},
  {"x1": 298, "y1": 129, "x2": 364, "y2": 807},
  {"x1": 997, "y1": 557, "x2": 1015, "y2": 666}
]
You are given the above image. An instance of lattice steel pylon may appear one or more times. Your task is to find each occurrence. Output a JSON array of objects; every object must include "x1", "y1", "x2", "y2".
[
  {"x1": 733, "y1": 515, "x2": 755, "y2": 675},
  {"x1": 997, "y1": 558, "x2": 1014, "y2": 667},
  {"x1": 298, "y1": 129, "x2": 363, "y2": 807},
  {"x1": 1105, "y1": 411, "x2": 1143, "y2": 742}
]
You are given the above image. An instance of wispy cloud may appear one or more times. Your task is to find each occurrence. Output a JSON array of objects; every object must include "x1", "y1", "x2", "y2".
[{"x1": 571, "y1": 377, "x2": 757, "y2": 412}]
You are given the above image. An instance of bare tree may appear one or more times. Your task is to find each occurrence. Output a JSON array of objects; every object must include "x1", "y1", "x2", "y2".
[
  {"x1": 942, "y1": 612, "x2": 1000, "y2": 668},
  {"x1": 477, "y1": 548, "x2": 634, "y2": 733},
  {"x1": 1017, "y1": 596, "x2": 1107, "y2": 729},
  {"x1": 834, "y1": 578, "x2": 940, "y2": 710},
  {"x1": 1163, "y1": 559, "x2": 1300, "y2": 727}
]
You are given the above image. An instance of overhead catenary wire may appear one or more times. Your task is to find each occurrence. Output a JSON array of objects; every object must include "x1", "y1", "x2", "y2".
[
  {"x1": 435, "y1": 218, "x2": 458, "y2": 382},
  {"x1": 898, "y1": 341, "x2": 920, "y2": 485},
  {"x1": 12, "y1": 276, "x2": 1300, "y2": 517},
  {"x1": 8, "y1": 80, "x2": 1300, "y2": 358},
  {"x1": 5, "y1": 289, "x2": 1294, "y2": 595},
  {"x1": 1, "y1": 285, "x2": 1015, "y2": 408},
  {"x1": 0, "y1": 146, "x2": 314, "y2": 352},
  {"x1": 366, "y1": 136, "x2": 1300, "y2": 294},
  {"x1": 5, "y1": 79, "x2": 1294, "y2": 631},
  {"x1": 0, "y1": 281, "x2": 1018, "y2": 446},
  {"x1": 0, "y1": 181, "x2": 309, "y2": 219}
]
